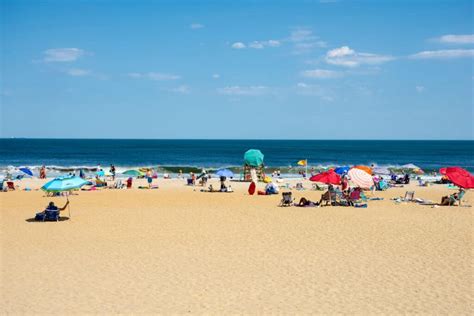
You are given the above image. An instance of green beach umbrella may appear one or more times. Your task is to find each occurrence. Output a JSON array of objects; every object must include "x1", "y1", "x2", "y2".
[
  {"x1": 122, "y1": 169, "x2": 143, "y2": 177},
  {"x1": 244, "y1": 149, "x2": 264, "y2": 167}
]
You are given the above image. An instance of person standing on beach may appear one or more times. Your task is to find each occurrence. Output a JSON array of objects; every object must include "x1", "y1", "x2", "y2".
[
  {"x1": 110, "y1": 164, "x2": 116, "y2": 181},
  {"x1": 40, "y1": 165, "x2": 46, "y2": 179}
]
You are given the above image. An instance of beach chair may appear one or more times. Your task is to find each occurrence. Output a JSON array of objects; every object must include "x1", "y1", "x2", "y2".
[
  {"x1": 279, "y1": 192, "x2": 294, "y2": 207},
  {"x1": 403, "y1": 191, "x2": 415, "y2": 202},
  {"x1": 44, "y1": 209, "x2": 60, "y2": 221},
  {"x1": 295, "y1": 182, "x2": 304, "y2": 190},
  {"x1": 187, "y1": 178, "x2": 194, "y2": 186},
  {"x1": 450, "y1": 190, "x2": 465, "y2": 206},
  {"x1": 6, "y1": 181, "x2": 15, "y2": 191}
]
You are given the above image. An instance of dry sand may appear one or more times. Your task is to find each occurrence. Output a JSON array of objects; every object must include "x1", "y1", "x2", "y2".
[{"x1": 1, "y1": 178, "x2": 473, "y2": 314}]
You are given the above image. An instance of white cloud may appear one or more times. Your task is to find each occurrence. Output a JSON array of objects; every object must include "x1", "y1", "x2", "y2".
[
  {"x1": 217, "y1": 85, "x2": 268, "y2": 96},
  {"x1": 66, "y1": 68, "x2": 90, "y2": 76},
  {"x1": 128, "y1": 72, "x2": 180, "y2": 80},
  {"x1": 410, "y1": 49, "x2": 474, "y2": 59},
  {"x1": 212, "y1": 74, "x2": 220, "y2": 79},
  {"x1": 325, "y1": 46, "x2": 394, "y2": 67},
  {"x1": 232, "y1": 42, "x2": 246, "y2": 49},
  {"x1": 167, "y1": 85, "x2": 190, "y2": 94},
  {"x1": 416, "y1": 86, "x2": 425, "y2": 93},
  {"x1": 436, "y1": 34, "x2": 474, "y2": 44},
  {"x1": 43, "y1": 48, "x2": 85, "y2": 62},
  {"x1": 190, "y1": 23, "x2": 204, "y2": 29},
  {"x1": 296, "y1": 82, "x2": 333, "y2": 101},
  {"x1": 232, "y1": 40, "x2": 281, "y2": 50},
  {"x1": 301, "y1": 69, "x2": 341, "y2": 79}
]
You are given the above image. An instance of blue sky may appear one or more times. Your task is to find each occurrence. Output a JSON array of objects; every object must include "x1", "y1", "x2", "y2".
[{"x1": 1, "y1": 0, "x2": 473, "y2": 139}]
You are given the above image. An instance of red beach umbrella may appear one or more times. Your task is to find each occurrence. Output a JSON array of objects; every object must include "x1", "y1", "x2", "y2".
[
  {"x1": 309, "y1": 170, "x2": 341, "y2": 185},
  {"x1": 443, "y1": 167, "x2": 474, "y2": 189}
]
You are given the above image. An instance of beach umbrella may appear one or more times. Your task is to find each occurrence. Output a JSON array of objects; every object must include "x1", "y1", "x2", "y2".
[
  {"x1": 216, "y1": 169, "x2": 234, "y2": 178},
  {"x1": 122, "y1": 169, "x2": 143, "y2": 177},
  {"x1": 244, "y1": 149, "x2": 264, "y2": 167},
  {"x1": 41, "y1": 175, "x2": 89, "y2": 218},
  {"x1": 443, "y1": 167, "x2": 474, "y2": 189},
  {"x1": 41, "y1": 175, "x2": 89, "y2": 192},
  {"x1": 354, "y1": 165, "x2": 372, "y2": 175},
  {"x1": 348, "y1": 168, "x2": 374, "y2": 189},
  {"x1": 19, "y1": 167, "x2": 33, "y2": 176},
  {"x1": 310, "y1": 170, "x2": 341, "y2": 185},
  {"x1": 334, "y1": 166, "x2": 350, "y2": 175}
]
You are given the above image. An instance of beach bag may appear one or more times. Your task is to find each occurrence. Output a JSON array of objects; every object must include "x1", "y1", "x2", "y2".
[{"x1": 248, "y1": 182, "x2": 256, "y2": 195}]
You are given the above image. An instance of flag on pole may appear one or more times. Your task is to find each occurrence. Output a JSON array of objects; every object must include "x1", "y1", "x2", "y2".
[{"x1": 297, "y1": 159, "x2": 307, "y2": 166}]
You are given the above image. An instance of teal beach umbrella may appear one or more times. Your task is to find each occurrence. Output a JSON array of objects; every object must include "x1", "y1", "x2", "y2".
[
  {"x1": 122, "y1": 169, "x2": 143, "y2": 177},
  {"x1": 41, "y1": 175, "x2": 89, "y2": 193},
  {"x1": 244, "y1": 149, "x2": 264, "y2": 167},
  {"x1": 41, "y1": 175, "x2": 89, "y2": 219}
]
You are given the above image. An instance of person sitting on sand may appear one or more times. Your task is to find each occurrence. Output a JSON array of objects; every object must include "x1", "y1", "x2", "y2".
[
  {"x1": 297, "y1": 197, "x2": 319, "y2": 207},
  {"x1": 220, "y1": 176, "x2": 227, "y2": 192},
  {"x1": 36, "y1": 201, "x2": 69, "y2": 218}
]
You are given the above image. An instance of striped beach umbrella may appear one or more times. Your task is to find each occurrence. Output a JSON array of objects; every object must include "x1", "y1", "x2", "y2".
[
  {"x1": 348, "y1": 168, "x2": 374, "y2": 189},
  {"x1": 354, "y1": 165, "x2": 373, "y2": 175}
]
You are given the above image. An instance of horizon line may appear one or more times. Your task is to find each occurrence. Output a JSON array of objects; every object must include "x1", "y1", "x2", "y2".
[{"x1": 1, "y1": 137, "x2": 473, "y2": 141}]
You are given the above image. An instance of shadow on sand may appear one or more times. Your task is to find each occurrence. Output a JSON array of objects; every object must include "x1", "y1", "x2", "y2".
[{"x1": 25, "y1": 217, "x2": 70, "y2": 223}]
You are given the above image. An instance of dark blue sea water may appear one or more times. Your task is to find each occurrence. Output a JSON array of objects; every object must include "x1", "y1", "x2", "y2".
[{"x1": 1, "y1": 139, "x2": 473, "y2": 174}]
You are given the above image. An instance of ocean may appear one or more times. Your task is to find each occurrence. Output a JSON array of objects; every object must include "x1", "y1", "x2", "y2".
[{"x1": 1, "y1": 139, "x2": 473, "y2": 176}]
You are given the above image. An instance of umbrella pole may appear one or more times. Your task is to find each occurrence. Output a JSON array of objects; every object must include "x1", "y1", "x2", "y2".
[{"x1": 67, "y1": 193, "x2": 71, "y2": 219}]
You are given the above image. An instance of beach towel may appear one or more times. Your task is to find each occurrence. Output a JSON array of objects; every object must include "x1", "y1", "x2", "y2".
[{"x1": 354, "y1": 203, "x2": 368, "y2": 208}]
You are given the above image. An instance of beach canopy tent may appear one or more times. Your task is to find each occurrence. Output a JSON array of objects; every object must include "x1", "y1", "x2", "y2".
[
  {"x1": 372, "y1": 166, "x2": 390, "y2": 175},
  {"x1": 441, "y1": 167, "x2": 474, "y2": 189},
  {"x1": 354, "y1": 165, "x2": 373, "y2": 175},
  {"x1": 122, "y1": 170, "x2": 143, "y2": 177},
  {"x1": 19, "y1": 167, "x2": 33, "y2": 176},
  {"x1": 402, "y1": 163, "x2": 424, "y2": 174},
  {"x1": 244, "y1": 149, "x2": 264, "y2": 167},
  {"x1": 310, "y1": 169, "x2": 341, "y2": 185},
  {"x1": 216, "y1": 169, "x2": 234, "y2": 178},
  {"x1": 348, "y1": 168, "x2": 374, "y2": 189},
  {"x1": 334, "y1": 166, "x2": 350, "y2": 175}
]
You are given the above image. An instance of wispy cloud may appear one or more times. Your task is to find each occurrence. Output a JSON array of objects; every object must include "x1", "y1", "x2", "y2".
[
  {"x1": 212, "y1": 74, "x2": 220, "y2": 79},
  {"x1": 217, "y1": 85, "x2": 268, "y2": 96},
  {"x1": 288, "y1": 27, "x2": 326, "y2": 54},
  {"x1": 295, "y1": 82, "x2": 334, "y2": 101},
  {"x1": 325, "y1": 46, "x2": 394, "y2": 67},
  {"x1": 190, "y1": 23, "x2": 204, "y2": 29},
  {"x1": 232, "y1": 40, "x2": 281, "y2": 50},
  {"x1": 128, "y1": 72, "x2": 181, "y2": 80},
  {"x1": 434, "y1": 34, "x2": 474, "y2": 44},
  {"x1": 66, "y1": 68, "x2": 90, "y2": 76},
  {"x1": 416, "y1": 86, "x2": 425, "y2": 93},
  {"x1": 301, "y1": 69, "x2": 342, "y2": 79},
  {"x1": 43, "y1": 48, "x2": 85, "y2": 62},
  {"x1": 166, "y1": 85, "x2": 190, "y2": 94},
  {"x1": 410, "y1": 49, "x2": 474, "y2": 59}
]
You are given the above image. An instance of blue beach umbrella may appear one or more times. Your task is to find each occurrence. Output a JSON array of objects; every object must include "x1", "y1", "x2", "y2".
[
  {"x1": 334, "y1": 166, "x2": 350, "y2": 175},
  {"x1": 216, "y1": 169, "x2": 234, "y2": 178},
  {"x1": 19, "y1": 167, "x2": 33, "y2": 176}
]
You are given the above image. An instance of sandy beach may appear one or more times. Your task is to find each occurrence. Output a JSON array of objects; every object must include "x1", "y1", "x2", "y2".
[{"x1": 1, "y1": 178, "x2": 472, "y2": 314}]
